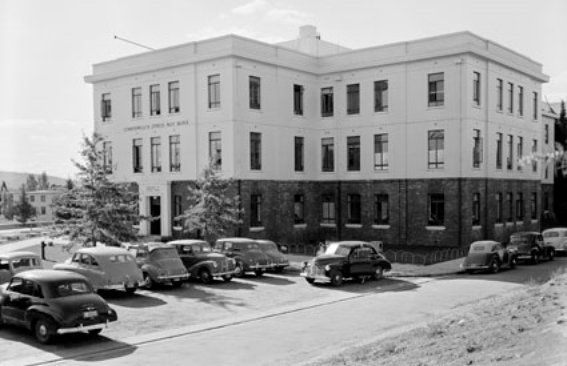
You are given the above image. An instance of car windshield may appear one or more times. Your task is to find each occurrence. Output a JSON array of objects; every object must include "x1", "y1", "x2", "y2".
[
  {"x1": 510, "y1": 236, "x2": 529, "y2": 244},
  {"x1": 259, "y1": 242, "x2": 278, "y2": 251},
  {"x1": 543, "y1": 231, "x2": 560, "y2": 238},
  {"x1": 52, "y1": 281, "x2": 93, "y2": 298},
  {"x1": 150, "y1": 248, "x2": 179, "y2": 260},
  {"x1": 324, "y1": 244, "x2": 351, "y2": 257},
  {"x1": 192, "y1": 243, "x2": 212, "y2": 253},
  {"x1": 238, "y1": 242, "x2": 259, "y2": 250}
]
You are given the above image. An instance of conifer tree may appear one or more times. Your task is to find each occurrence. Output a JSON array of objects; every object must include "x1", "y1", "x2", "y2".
[{"x1": 12, "y1": 185, "x2": 36, "y2": 226}]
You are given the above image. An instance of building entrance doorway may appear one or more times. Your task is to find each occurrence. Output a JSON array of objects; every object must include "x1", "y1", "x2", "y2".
[{"x1": 149, "y1": 196, "x2": 161, "y2": 236}]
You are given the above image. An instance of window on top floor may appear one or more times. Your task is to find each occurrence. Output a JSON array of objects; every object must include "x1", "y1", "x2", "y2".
[
  {"x1": 428, "y1": 73, "x2": 444, "y2": 107},
  {"x1": 101, "y1": 93, "x2": 112, "y2": 121},
  {"x1": 151, "y1": 137, "x2": 161, "y2": 173},
  {"x1": 496, "y1": 79, "x2": 503, "y2": 111},
  {"x1": 169, "y1": 135, "x2": 180, "y2": 172},
  {"x1": 374, "y1": 80, "x2": 388, "y2": 112},
  {"x1": 249, "y1": 76, "x2": 261, "y2": 110},
  {"x1": 168, "y1": 81, "x2": 180, "y2": 113},
  {"x1": 346, "y1": 84, "x2": 360, "y2": 115},
  {"x1": 209, "y1": 132, "x2": 222, "y2": 169},
  {"x1": 150, "y1": 84, "x2": 161, "y2": 116},
  {"x1": 293, "y1": 84, "x2": 304, "y2": 116},
  {"x1": 132, "y1": 87, "x2": 142, "y2": 118},
  {"x1": 473, "y1": 72, "x2": 480, "y2": 106},
  {"x1": 208, "y1": 75, "x2": 220, "y2": 109},
  {"x1": 321, "y1": 87, "x2": 334, "y2": 117},
  {"x1": 473, "y1": 129, "x2": 483, "y2": 168},
  {"x1": 507, "y1": 82, "x2": 514, "y2": 113},
  {"x1": 518, "y1": 86, "x2": 524, "y2": 116},
  {"x1": 347, "y1": 136, "x2": 360, "y2": 171},
  {"x1": 250, "y1": 132, "x2": 262, "y2": 170},
  {"x1": 533, "y1": 92, "x2": 539, "y2": 120}
]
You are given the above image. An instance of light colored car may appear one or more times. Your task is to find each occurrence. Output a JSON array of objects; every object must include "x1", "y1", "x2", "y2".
[
  {"x1": 53, "y1": 247, "x2": 144, "y2": 293},
  {"x1": 542, "y1": 228, "x2": 567, "y2": 255},
  {"x1": 461, "y1": 240, "x2": 517, "y2": 273},
  {"x1": 0, "y1": 252, "x2": 43, "y2": 284}
]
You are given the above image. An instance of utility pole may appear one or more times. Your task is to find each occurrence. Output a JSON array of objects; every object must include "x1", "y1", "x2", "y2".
[{"x1": 113, "y1": 35, "x2": 154, "y2": 51}]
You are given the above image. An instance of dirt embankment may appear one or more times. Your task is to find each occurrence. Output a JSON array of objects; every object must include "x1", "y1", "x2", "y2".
[{"x1": 308, "y1": 270, "x2": 567, "y2": 366}]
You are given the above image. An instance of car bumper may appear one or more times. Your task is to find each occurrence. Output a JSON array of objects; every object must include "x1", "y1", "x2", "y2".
[
  {"x1": 212, "y1": 270, "x2": 236, "y2": 278},
  {"x1": 247, "y1": 264, "x2": 272, "y2": 271},
  {"x1": 300, "y1": 272, "x2": 330, "y2": 282},
  {"x1": 57, "y1": 321, "x2": 109, "y2": 335},
  {"x1": 101, "y1": 281, "x2": 142, "y2": 290},
  {"x1": 156, "y1": 274, "x2": 189, "y2": 282},
  {"x1": 461, "y1": 264, "x2": 490, "y2": 270}
]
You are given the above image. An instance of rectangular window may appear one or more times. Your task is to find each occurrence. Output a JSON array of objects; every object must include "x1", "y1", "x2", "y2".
[
  {"x1": 517, "y1": 137, "x2": 523, "y2": 171},
  {"x1": 473, "y1": 129, "x2": 483, "y2": 168},
  {"x1": 168, "y1": 81, "x2": 180, "y2": 113},
  {"x1": 30, "y1": 195, "x2": 35, "y2": 202},
  {"x1": 516, "y1": 193, "x2": 524, "y2": 220},
  {"x1": 249, "y1": 76, "x2": 261, "y2": 109},
  {"x1": 41, "y1": 207, "x2": 46, "y2": 215},
  {"x1": 151, "y1": 137, "x2": 161, "y2": 173},
  {"x1": 294, "y1": 195, "x2": 304, "y2": 224},
  {"x1": 40, "y1": 195, "x2": 45, "y2": 203},
  {"x1": 322, "y1": 194, "x2": 335, "y2": 224},
  {"x1": 473, "y1": 72, "x2": 480, "y2": 105},
  {"x1": 428, "y1": 72, "x2": 444, "y2": 107},
  {"x1": 321, "y1": 87, "x2": 334, "y2": 117},
  {"x1": 321, "y1": 137, "x2": 334, "y2": 172},
  {"x1": 531, "y1": 192, "x2": 537, "y2": 220},
  {"x1": 374, "y1": 194, "x2": 389, "y2": 225},
  {"x1": 496, "y1": 133, "x2": 503, "y2": 169},
  {"x1": 374, "y1": 80, "x2": 388, "y2": 112},
  {"x1": 347, "y1": 194, "x2": 361, "y2": 224},
  {"x1": 250, "y1": 194, "x2": 262, "y2": 227},
  {"x1": 472, "y1": 193, "x2": 480, "y2": 226},
  {"x1": 169, "y1": 135, "x2": 180, "y2": 172},
  {"x1": 545, "y1": 124, "x2": 549, "y2": 144},
  {"x1": 374, "y1": 134, "x2": 389, "y2": 170},
  {"x1": 533, "y1": 92, "x2": 538, "y2": 120},
  {"x1": 496, "y1": 193, "x2": 503, "y2": 223},
  {"x1": 532, "y1": 139, "x2": 538, "y2": 172},
  {"x1": 101, "y1": 93, "x2": 112, "y2": 121},
  {"x1": 347, "y1": 136, "x2": 360, "y2": 171},
  {"x1": 208, "y1": 75, "x2": 221, "y2": 108},
  {"x1": 150, "y1": 84, "x2": 161, "y2": 116},
  {"x1": 132, "y1": 87, "x2": 142, "y2": 118},
  {"x1": 428, "y1": 130, "x2": 445, "y2": 169},
  {"x1": 132, "y1": 138, "x2": 143, "y2": 173},
  {"x1": 518, "y1": 86, "x2": 524, "y2": 116},
  {"x1": 293, "y1": 84, "x2": 304, "y2": 115},
  {"x1": 346, "y1": 84, "x2": 360, "y2": 115},
  {"x1": 209, "y1": 132, "x2": 222, "y2": 169},
  {"x1": 173, "y1": 195, "x2": 183, "y2": 219},
  {"x1": 508, "y1": 82, "x2": 514, "y2": 113},
  {"x1": 544, "y1": 192, "x2": 549, "y2": 212},
  {"x1": 294, "y1": 136, "x2": 304, "y2": 172},
  {"x1": 103, "y1": 141, "x2": 113, "y2": 173},
  {"x1": 507, "y1": 135, "x2": 514, "y2": 170},
  {"x1": 506, "y1": 192, "x2": 513, "y2": 222},
  {"x1": 428, "y1": 194, "x2": 445, "y2": 226},
  {"x1": 497, "y1": 79, "x2": 503, "y2": 111},
  {"x1": 250, "y1": 132, "x2": 262, "y2": 170}
]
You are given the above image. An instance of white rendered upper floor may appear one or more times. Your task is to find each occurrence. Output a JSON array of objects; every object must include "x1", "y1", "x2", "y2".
[{"x1": 85, "y1": 26, "x2": 550, "y2": 184}]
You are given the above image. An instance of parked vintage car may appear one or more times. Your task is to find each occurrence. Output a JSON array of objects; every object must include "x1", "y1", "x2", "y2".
[
  {"x1": 0, "y1": 252, "x2": 43, "y2": 284},
  {"x1": 0, "y1": 269, "x2": 117, "y2": 344},
  {"x1": 507, "y1": 231, "x2": 555, "y2": 264},
  {"x1": 213, "y1": 238, "x2": 273, "y2": 277},
  {"x1": 122, "y1": 242, "x2": 189, "y2": 289},
  {"x1": 301, "y1": 241, "x2": 392, "y2": 286},
  {"x1": 255, "y1": 239, "x2": 289, "y2": 273},
  {"x1": 53, "y1": 247, "x2": 144, "y2": 293},
  {"x1": 461, "y1": 240, "x2": 517, "y2": 273},
  {"x1": 542, "y1": 227, "x2": 567, "y2": 255},
  {"x1": 167, "y1": 239, "x2": 236, "y2": 283}
]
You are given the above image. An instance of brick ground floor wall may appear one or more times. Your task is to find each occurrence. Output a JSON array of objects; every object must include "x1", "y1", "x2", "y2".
[{"x1": 167, "y1": 178, "x2": 550, "y2": 248}]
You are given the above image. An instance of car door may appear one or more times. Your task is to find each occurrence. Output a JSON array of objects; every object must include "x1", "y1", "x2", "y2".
[
  {"x1": 1, "y1": 278, "x2": 35, "y2": 326},
  {"x1": 0, "y1": 259, "x2": 11, "y2": 284},
  {"x1": 349, "y1": 247, "x2": 374, "y2": 276}
]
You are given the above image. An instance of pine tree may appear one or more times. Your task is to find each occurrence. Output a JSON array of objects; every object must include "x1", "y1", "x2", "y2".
[
  {"x1": 177, "y1": 163, "x2": 243, "y2": 243},
  {"x1": 38, "y1": 171, "x2": 50, "y2": 190},
  {"x1": 65, "y1": 178, "x2": 74, "y2": 190},
  {"x1": 53, "y1": 133, "x2": 143, "y2": 246},
  {"x1": 12, "y1": 185, "x2": 36, "y2": 226},
  {"x1": 26, "y1": 175, "x2": 38, "y2": 191}
]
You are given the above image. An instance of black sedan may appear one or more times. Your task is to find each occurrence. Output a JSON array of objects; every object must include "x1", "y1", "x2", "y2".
[
  {"x1": 0, "y1": 269, "x2": 117, "y2": 344},
  {"x1": 461, "y1": 240, "x2": 517, "y2": 274}
]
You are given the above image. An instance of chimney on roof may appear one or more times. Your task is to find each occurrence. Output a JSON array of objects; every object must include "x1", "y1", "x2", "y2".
[{"x1": 299, "y1": 25, "x2": 320, "y2": 40}]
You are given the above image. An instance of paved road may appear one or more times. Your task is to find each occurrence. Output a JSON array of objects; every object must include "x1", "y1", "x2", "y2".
[{"x1": 5, "y1": 258, "x2": 565, "y2": 366}]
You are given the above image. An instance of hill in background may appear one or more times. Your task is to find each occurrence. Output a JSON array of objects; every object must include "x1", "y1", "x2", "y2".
[{"x1": 0, "y1": 171, "x2": 67, "y2": 191}]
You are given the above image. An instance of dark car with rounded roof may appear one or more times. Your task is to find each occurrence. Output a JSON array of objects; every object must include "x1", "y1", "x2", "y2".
[
  {"x1": 507, "y1": 231, "x2": 555, "y2": 264},
  {"x1": 301, "y1": 241, "x2": 392, "y2": 286},
  {"x1": 461, "y1": 240, "x2": 517, "y2": 273},
  {"x1": 168, "y1": 239, "x2": 236, "y2": 283},
  {"x1": 213, "y1": 238, "x2": 273, "y2": 277},
  {"x1": 0, "y1": 269, "x2": 117, "y2": 344},
  {"x1": 255, "y1": 239, "x2": 289, "y2": 273}
]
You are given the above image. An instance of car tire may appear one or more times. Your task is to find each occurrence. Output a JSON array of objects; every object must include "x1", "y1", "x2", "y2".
[
  {"x1": 549, "y1": 250, "x2": 555, "y2": 261},
  {"x1": 532, "y1": 251, "x2": 541, "y2": 265},
  {"x1": 373, "y1": 266, "x2": 385, "y2": 280},
  {"x1": 88, "y1": 328, "x2": 103, "y2": 336},
  {"x1": 222, "y1": 275, "x2": 233, "y2": 282},
  {"x1": 329, "y1": 270, "x2": 343, "y2": 287},
  {"x1": 255, "y1": 269, "x2": 264, "y2": 277},
  {"x1": 199, "y1": 269, "x2": 212, "y2": 284},
  {"x1": 490, "y1": 259, "x2": 500, "y2": 274},
  {"x1": 34, "y1": 316, "x2": 56, "y2": 344},
  {"x1": 233, "y1": 263, "x2": 244, "y2": 278},
  {"x1": 125, "y1": 286, "x2": 137, "y2": 294},
  {"x1": 305, "y1": 277, "x2": 315, "y2": 285},
  {"x1": 510, "y1": 257, "x2": 517, "y2": 269},
  {"x1": 143, "y1": 273, "x2": 155, "y2": 289}
]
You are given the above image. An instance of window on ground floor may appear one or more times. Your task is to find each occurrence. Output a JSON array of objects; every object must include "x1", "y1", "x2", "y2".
[
  {"x1": 250, "y1": 194, "x2": 262, "y2": 227},
  {"x1": 321, "y1": 194, "x2": 335, "y2": 224},
  {"x1": 347, "y1": 194, "x2": 361, "y2": 224},
  {"x1": 374, "y1": 194, "x2": 389, "y2": 225},
  {"x1": 428, "y1": 194, "x2": 444, "y2": 226}
]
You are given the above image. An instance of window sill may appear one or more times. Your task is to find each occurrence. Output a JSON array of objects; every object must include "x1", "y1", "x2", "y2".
[
  {"x1": 249, "y1": 108, "x2": 262, "y2": 113},
  {"x1": 168, "y1": 110, "x2": 180, "y2": 115},
  {"x1": 427, "y1": 104, "x2": 444, "y2": 110},
  {"x1": 373, "y1": 168, "x2": 390, "y2": 172},
  {"x1": 207, "y1": 107, "x2": 222, "y2": 112},
  {"x1": 494, "y1": 223, "x2": 504, "y2": 228},
  {"x1": 249, "y1": 226, "x2": 264, "y2": 232},
  {"x1": 292, "y1": 113, "x2": 304, "y2": 118},
  {"x1": 426, "y1": 226, "x2": 446, "y2": 231},
  {"x1": 472, "y1": 225, "x2": 482, "y2": 230},
  {"x1": 294, "y1": 223, "x2": 307, "y2": 229},
  {"x1": 515, "y1": 221, "x2": 523, "y2": 225},
  {"x1": 530, "y1": 219, "x2": 538, "y2": 224},
  {"x1": 372, "y1": 224, "x2": 390, "y2": 229},
  {"x1": 472, "y1": 103, "x2": 481, "y2": 109},
  {"x1": 374, "y1": 109, "x2": 389, "y2": 114},
  {"x1": 345, "y1": 224, "x2": 362, "y2": 229},
  {"x1": 320, "y1": 223, "x2": 336, "y2": 228}
]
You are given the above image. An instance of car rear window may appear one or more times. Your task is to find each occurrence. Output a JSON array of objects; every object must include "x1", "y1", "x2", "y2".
[
  {"x1": 471, "y1": 244, "x2": 488, "y2": 253},
  {"x1": 543, "y1": 231, "x2": 560, "y2": 238},
  {"x1": 510, "y1": 236, "x2": 529, "y2": 244},
  {"x1": 54, "y1": 281, "x2": 92, "y2": 298},
  {"x1": 150, "y1": 248, "x2": 179, "y2": 260},
  {"x1": 109, "y1": 254, "x2": 133, "y2": 263}
]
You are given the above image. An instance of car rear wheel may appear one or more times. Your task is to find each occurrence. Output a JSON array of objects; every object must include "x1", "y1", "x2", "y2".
[
  {"x1": 199, "y1": 269, "x2": 212, "y2": 284},
  {"x1": 143, "y1": 273, "x2": 155, "y2": 289},
  {"x1": 490, "y1": 259, "x2": 500, "y2": 274},
  {"x1": 34, "y1": 316, "x2": 56, "y2": 344},
  {"x1": 305, "y1": 277, "x2": 315, "y2": 285},
  {"x1": 233, "y1": 263, "x2": 244, "y2": 278},
  {"x1": 373, "y1": 266, "x2": 385, "y2": 280},
  {"x1": 329, "y1": 270, "x2": 343, "y2": 287}
]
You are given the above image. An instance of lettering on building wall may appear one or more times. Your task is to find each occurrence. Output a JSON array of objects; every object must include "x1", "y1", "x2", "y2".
[{"x1": 123, "y1": 120, "x2": 189, "y2": 132}]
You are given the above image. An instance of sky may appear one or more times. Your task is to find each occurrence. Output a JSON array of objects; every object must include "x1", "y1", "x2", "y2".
[{"x1": 1, "y1": 0, "x2": 566, "y2": 179}]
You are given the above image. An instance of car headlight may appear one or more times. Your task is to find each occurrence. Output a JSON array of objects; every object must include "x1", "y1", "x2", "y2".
[{"x1": 325, "y1": 264, "x2": 331, "y2": 271}]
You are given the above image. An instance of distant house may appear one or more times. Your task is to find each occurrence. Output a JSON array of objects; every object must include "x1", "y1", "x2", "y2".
[{"x1": 2, "y1": 187, "x2": 65, "y2": 223}]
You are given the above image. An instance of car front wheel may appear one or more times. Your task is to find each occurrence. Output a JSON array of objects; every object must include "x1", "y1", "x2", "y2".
[
  {"x1": 329, "y1": 270, "x2": 343, "y2": 286},
  {"x1": 233, "y1": 263, "x2": 244, "y2": 278},
  {"x1": 532, "y1": 251, "x2": 541, "y2": 265},
  {"x1": 549, "y1": 250, "x2": 555, "y2": 261},
  {"x1": 34, "y1": 316, "x2": 56, "y2": 344},
  {"x1": 509, "y1": 257, "x2": 517, "y2": 269},
  {"x1": 490, "y1": 259, "x2": 500, "y2": 274},
  {"x1": 373, "y1": 266, "x2": 385, "y2": 280},
  {"x1": 143, "y1": 273, "x2": 155, "y2": 289},
  {"x1": 199, "y1": 269, "x2": 212, "y2": 284}
]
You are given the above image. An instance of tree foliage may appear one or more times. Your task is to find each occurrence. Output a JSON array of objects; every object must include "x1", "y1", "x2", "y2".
[
  {"x1": 12, "y1": 185, "x2": 36, "y2": 225},
  {"x1": 26, "y1": 175, "x2": 38, "y2": 191},
  {"x1": 53, "y1": 133, "x2": 143, "y2": 246},
  {"x1": 177, "y1": 163, "x2": 243, "y2": 243},
  {"x1": 38, "y1": 171, "x2": 50, "y2": 190}
]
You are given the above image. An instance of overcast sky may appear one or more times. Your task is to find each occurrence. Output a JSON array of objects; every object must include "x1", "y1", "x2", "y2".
[{"x1": 1, "y1": 0, "x2": 566, "y2": 179}]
